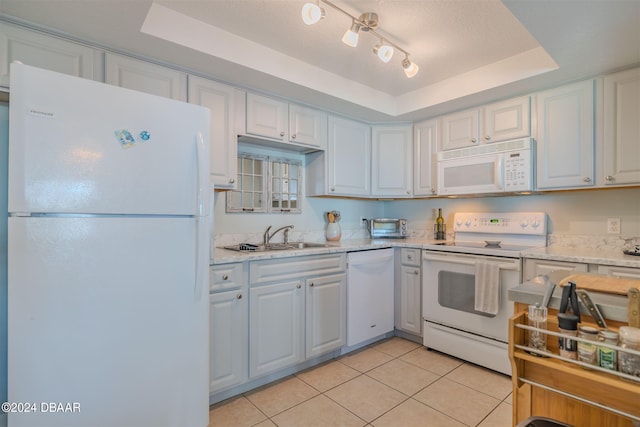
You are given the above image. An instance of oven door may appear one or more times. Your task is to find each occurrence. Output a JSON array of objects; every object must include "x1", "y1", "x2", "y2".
[
  {"x1": 437, "y1": 153, "x2": 504, "y2": 195},
  {"x1": 422, "y1": 251, "x2": 520, "y2": 342}
]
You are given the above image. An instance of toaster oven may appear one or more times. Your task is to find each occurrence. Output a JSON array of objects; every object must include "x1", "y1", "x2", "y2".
[{"x1": 367, "y1": 218, "x2": 407, "y2": 238}]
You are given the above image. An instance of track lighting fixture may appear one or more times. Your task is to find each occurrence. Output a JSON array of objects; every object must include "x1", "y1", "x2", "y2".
[
  {"x1": 301, "y1": 1, "x2": 325, "y2": 25},
  {"x1": 402, "y1": 56, "x2": 419, "y2": 78},
  {"x1": 301, "y1": 0, "x2": 417, "y2": 78}
]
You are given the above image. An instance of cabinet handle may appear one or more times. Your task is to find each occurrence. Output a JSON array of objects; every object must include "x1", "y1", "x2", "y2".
[
  {"x1": 485, "y1": 135, "x2": 491, "y2": 141},
  {"x1": 292, "y1": 134, "x2": 296, "y2": 139},
  {"x1": 236, "y1": 293, "x2": 242, "y2": 300},
  {"x1": 297, "y1": 282, "x2": 302, "y2": 289},
  {"x1": 431, "y1": 188, "x2": 436, "y2": 194},
  {"x1": 222, "y1": 274, "x2": 229, "y2": 281},
  {"x1": 309, "y1": 282, "x2": 314, "y2": 287},
  {"x1": 471, "y1": 137, "x2": 477, "y2": 143},
  {"x1": 330, "y1": 187, "x2": 335, "y2": 192},
  {"x1": 583, "y1": 177, "x2": 592, "y2": 183},
  {"x1": 414, "y1": 270, "x2": 420, "y2": 275},
  {"x1": 229, "y1": 178, "x2": 235, "y2": 184},
  {"x1": 605, "y1": 175, "x2": 614, "y2": 181},
  {"x1": 407, "y1": 254, "x2": 413, "y2": 260},
  {"x1": 406, "y1": 190, "x2": 410, "y2": 195},
  {"x1": 280, "y1": 131, "x2": 285, "y2": 137}
]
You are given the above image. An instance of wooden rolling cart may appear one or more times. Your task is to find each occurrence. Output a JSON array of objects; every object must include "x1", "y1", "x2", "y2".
[{"x1": 510, "y1": 299, "x2": 640, "y2": 427}]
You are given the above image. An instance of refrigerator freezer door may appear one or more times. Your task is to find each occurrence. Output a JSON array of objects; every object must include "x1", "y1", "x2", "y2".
[
  {"x1": 8, "y1": 63, "x2": 210, "y2": 216},
  {"x1": 8, "y1": 216, "x2": 209, "y2": 427}
]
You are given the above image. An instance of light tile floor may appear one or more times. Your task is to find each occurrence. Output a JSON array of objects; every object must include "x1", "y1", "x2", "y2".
[{"x1": 209, "y1": 337, "x2": 513, "y2": 427}]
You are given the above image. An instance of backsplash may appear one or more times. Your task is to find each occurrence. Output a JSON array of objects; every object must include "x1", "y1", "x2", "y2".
[{"x1": 547, "y1": 233, "x2": 640, "y2": 252}]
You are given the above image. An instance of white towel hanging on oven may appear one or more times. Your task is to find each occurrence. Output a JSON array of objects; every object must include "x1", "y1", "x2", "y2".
[{"x1": 474, "y1": 261, "x2": 500, "y2": 315}]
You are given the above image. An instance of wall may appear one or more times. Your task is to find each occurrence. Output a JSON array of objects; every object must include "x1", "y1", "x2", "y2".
[
  {"x1": 0, "y1": 103, "x2": 8, "y2": 427},
  {"x1": 384, "y1": 187, "x2": 640, "y2": 239}
]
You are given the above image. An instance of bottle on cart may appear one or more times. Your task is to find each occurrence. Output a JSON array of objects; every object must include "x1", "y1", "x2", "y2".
[
  {"x1": 557, "y1": 313, "x2": 579, "y2": 360},
  {"x1": 435, "y1": 208, "x2": 446, "y2": 240}
]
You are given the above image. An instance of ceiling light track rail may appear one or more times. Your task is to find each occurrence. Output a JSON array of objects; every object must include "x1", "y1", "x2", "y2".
[{"x1": 301, "y1": 0, "x2": 419, "y2": 78}]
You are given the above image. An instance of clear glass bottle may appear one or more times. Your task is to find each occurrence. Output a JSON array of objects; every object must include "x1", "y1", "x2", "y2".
[
  {"x1": 557, "y1": 313, "x2": 579, "y2": 360},
  {"x1": 528, "y1": 303, "x2": 548, "y2": 354},
  {"x1": 618, "y1": 326, "x2": 640, "y2": 378}
]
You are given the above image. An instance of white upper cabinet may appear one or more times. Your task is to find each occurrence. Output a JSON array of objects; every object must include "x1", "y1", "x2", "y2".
[
  {"x1": 439, "y1": 96, "x2": 530, "y2": 151},
  {"x1": 327, "y1": 116, "x2": 371, "y2": 196},
  {"x1": 188, "y1": 76, "x2": 237, "y2": 189},
  {"x1": 534, "y1": 80, "x2": 595, "y2": 190},
  {"x1": 245, "y1": 92, "x2": 287, "y2": 141},
  {"x1": 483, "y1": 96, "x2": 530, "y2": 143},
  {"x1": 413, "y1": 119, "x2": 438, "y2": 197},
  {"x1": 440, "y1": 108, "x2": 480, "y2": 151},
  {"x1": 0, "y1": 23, "x2": 96, "y2": 87},
  {"x1": 241, "y1": 92, "x2": 327, "y2": 151},
  {"x1": 601, "y1": 67, "x2": 640, "y2": 186},
  {"x1": 289, "y1": 103, "x2": 327, "y2": 150},
  {"x1": 105, "y1": 53, "x2": 187, "y2": 101},
  {"x1": 371, "y1": 125, "x2": 413, "y2": 197}
]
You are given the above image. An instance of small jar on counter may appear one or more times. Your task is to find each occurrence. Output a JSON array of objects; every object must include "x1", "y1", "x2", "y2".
[
  {"x1": 577, "y1": 325, "x2": 599, "y2": 366},
  {"x1": 618, "y1": 326, "x2": 640, "y2": 378},
  {"x1": 597, "y1": 330, "x2": 619, "y2": 371},
  {"x1": 557, "y1": 313, "x2": 579, "y2": 360}
]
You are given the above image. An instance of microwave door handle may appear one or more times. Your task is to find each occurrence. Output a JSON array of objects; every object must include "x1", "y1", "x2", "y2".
[{"x1": 496, "y1": 156, "x2": 504, "y2": 190}]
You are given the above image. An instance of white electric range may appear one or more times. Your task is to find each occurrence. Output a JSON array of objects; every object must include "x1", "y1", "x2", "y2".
[{"x1": 422, "y1": 212, "x2": 548, "y2": 375}]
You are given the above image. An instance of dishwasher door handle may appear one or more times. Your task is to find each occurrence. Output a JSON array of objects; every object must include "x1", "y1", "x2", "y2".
[{"x1": 349, "y1": 255, "x2": 394, "y2": 267}]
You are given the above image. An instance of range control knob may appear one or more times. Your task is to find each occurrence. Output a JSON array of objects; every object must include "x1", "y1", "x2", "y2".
[
  {"x1": 531, "y1": 218, "x2": 540, "y2": 228},
  {"x1": 465, "y1": 217, "x2": 472, "y2": 227},
  {"x1": 455, "y1": 218, "x2": 463, "y2": 227},
  {"x1": 520, "y1": 219, "x2": 529, "y2": 228}
]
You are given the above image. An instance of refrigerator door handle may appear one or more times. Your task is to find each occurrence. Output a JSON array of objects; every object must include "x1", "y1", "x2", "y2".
[{"x1": 194, "y1": 132, "x2": 208, "y2": 300}]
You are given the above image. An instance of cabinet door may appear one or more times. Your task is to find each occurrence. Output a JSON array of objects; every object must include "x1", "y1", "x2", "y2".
[
  {"x1": 535, "y1": 80, "x2": 595, "y2": 189},
  {"x1": 305, "y1": 274, "x2": 346, "y2": 358},
  {"x1": 602, "y1": 68, "x2": 640, "y2": 186},
  {"x1": 413, "y1": 119, "x2": 438, "y2": 197},
  {"x1": 372, "y1": 125, "x2": 413, "y2": 197},
  {"x1": 188, "y1": 76, "x2": 237, "y2": 189},
  {"x1": 397, "y1": 265, "x2": 422, "y2": 335},
  {"x1": 209, "y1": 289, "x2": 246, "y2": 393},
  {"x1": 597, "y1": 265, "x2": 640, "y2": 280},
  {"x1": 483, "y1": 96, "x2": 530, "y2": 143},
  {"x1": 327, "y1": 115, "x2": 371, "y2": 196},
  {"x1": 289, "y1": 104, "x2": 327, "y2": 149},
  {"x1": 249, "y1": 280, "x2": 304, "y2": 378},
  {"x1": 439, "y1": 108, "x2": 479, "y2": 151},
  {"x1": 105, "y1": 53, "x2": 186, "y2": 101},
  {"x1": 523, "y1": 258, "x2": 589, "y2": 281},
  {"x1": 0, "y1": 23, "x2": 95, "y2": 87},
  {"x1": 245, "y1": 92, "x2": 287, "y2": 140}
]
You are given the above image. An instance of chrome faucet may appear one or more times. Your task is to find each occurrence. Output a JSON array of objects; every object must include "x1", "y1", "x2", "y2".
[{"x1": 263, "y1": 225, "x2": 294, "y2": 248}]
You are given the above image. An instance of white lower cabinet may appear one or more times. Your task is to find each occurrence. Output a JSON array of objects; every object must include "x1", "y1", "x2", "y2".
[
  {"x1": 305, "y1": 273, "x2": 347, "y2": 358},
  {"x1": 209, "y1": 262, "x2": 248, "y2": 394},
  {"x1": 248, "y1": 254, "x2": 346, "y2": 379},
  {"x1": 249, "y1": 280, "x2": 304, "y2": 378},
  {"x1": 395, "y1": 248, "x2": 422, "y2": 336}
]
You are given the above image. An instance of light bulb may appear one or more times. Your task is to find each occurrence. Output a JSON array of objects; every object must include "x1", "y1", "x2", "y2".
[
  {"x1": 402, "y1": 58, "x2": 419, "y2": 78},
  {"x1": 301, "y1": 2, "x2": 324, "y2": 25},
  {"x1": 341, "y1": 22, "x2": 360, "y2": 47},
  {"x1": 374, "y1": 44, "x2": 394, "y2": 63}
]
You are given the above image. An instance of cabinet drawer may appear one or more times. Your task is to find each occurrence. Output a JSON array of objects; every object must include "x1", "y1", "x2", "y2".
[
  {"x1": 250, "y1": 253, "x2": 346, "y2": 286},
  {"x1": 210, "y1": 262, "x2": 246, "y2": 293},
  {"x1": 597, "y1": 264, "x2": 640, "y2": 280},
  {"x1": 401, "y1": 248, "x2": 421, "y2": 266}
]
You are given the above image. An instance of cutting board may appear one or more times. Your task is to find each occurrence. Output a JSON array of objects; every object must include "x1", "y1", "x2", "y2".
[{"x1": 558, "y1": 273, "x2": 640, "y2": 295}]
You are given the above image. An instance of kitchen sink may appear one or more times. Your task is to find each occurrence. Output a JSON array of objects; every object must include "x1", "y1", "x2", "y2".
[{"x1": 221, "y1": 241, "x2": 332, "y2": 253}]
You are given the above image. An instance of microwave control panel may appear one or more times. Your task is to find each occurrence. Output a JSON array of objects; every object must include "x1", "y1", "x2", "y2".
[{"x1": 504, "y1": 149, "x2": 532, "y2": 192}]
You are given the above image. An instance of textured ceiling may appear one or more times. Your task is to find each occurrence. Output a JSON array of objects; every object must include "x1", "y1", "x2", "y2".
[{"x1": 1, "y1": 0, "x2": 639, "y2": 121}]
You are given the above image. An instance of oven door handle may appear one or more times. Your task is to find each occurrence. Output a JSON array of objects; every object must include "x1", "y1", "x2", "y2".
[{"x1": 422, "y1": 253, "x2": 519, "y2": 271}]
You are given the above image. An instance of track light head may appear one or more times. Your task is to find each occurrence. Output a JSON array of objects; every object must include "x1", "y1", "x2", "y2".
[
  {"x1": 374, "y1": 43, "x2": 394, "y2": 63},
  {"x1": 402, "y1": 57, "x2": 419, "y2": 78},
  {"x1": 341, "y1": 21, "x2": 361, "y2": 47},
  {"x1": 301, "y1": 2, "x2": 325, "y2": 25}
]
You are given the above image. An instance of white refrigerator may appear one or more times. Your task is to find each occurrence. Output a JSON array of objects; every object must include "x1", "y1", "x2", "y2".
[{"x1": 7, "y1": 63, "x2": 211, "y2": 427}]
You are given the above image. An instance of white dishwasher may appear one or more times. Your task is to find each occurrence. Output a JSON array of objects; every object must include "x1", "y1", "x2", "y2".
[{"x1": 346, "y1": 248, "x2": 395, "y2": 347}]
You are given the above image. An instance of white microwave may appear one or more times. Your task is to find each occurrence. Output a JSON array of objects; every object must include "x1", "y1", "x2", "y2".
[{"x1": 437, "y1": 138, "x2": 534, "y2": 196}]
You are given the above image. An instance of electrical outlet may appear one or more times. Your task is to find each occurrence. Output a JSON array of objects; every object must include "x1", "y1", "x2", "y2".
[{"x1": 607, "y1": 217, "x2": 620, "y2": 234}]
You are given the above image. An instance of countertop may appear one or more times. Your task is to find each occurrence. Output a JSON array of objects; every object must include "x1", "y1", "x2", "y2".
[
  {"x1": 211, "y1": 237, "x2": 450, "y2": 264},
  {"x1": 523, "y1": 245, "x2": 640, "y2": 268}
]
